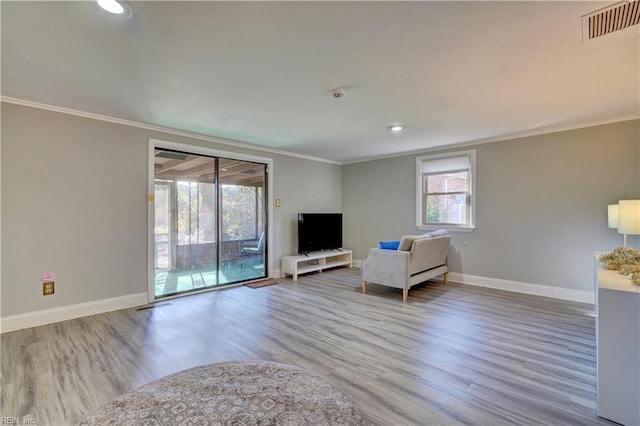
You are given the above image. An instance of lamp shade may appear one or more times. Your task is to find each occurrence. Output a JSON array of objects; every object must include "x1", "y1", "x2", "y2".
[
  {"x1": 617, "y1": 199, "x2": 640, "y2": 235},
  {"x1": 608, "y1": 204, "x2": 619, "y2": 228}
]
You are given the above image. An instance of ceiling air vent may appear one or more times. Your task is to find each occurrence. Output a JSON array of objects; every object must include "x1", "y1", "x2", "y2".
[{"x1": 582, "y1": 0, "x2": 640, "y2": 40}]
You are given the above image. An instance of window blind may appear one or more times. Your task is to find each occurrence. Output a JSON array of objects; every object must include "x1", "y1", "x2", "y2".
[{"x1": 421, "y1": 155, "x2": 470, "y2": 174}]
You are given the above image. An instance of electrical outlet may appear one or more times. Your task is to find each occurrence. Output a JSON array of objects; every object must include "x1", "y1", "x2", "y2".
[{"x1": 43, "y1": 281, "x2": 55, "y2": 295}]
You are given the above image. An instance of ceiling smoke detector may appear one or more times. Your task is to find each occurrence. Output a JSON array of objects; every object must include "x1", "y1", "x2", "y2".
[
  {"x1": 582, "y1": 0, "x2": 640, "y2": 41},
  {"x1": 330, "y1": 87, "x2": 346, "y2": 99}
]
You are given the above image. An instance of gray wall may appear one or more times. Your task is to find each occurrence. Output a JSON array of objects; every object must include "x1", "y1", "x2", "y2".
[
  {"x1": 2, "y1": 101, "x2": 638, "y2": 318},
  {"x1": 1, "y1": 103, "x2": 341, "y2": 317},
  {"x1": 343, "y1": 120, "x2": 640, "y2": 292}
]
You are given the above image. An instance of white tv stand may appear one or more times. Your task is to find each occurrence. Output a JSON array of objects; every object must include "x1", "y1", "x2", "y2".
[{"x1": 281, "y1": 249, "x2": 352, "y2": 281}]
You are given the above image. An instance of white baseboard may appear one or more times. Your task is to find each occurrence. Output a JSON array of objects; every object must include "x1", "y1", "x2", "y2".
[
  {"x1": 0, "y1": 269, "x2": 593, "y2": 333},
  {"x1": 447, "y1": 272, "x2": 594, "y2": 304},
  {"x1": 353, "y1": 258, "x2": 593, "y2": 304},
  {"x1": 0, "y1": 293, "x2": 148, "y2": 334}
]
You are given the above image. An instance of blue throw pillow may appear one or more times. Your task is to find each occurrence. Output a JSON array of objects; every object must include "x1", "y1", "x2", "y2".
[{"x1": 379, "y1": 240, "x2": 400, "y2": 250}]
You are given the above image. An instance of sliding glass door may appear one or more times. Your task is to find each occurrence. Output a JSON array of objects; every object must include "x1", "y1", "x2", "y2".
[
  {"x1": 219, "y1": 158, "x2": 267, "y2": 282},
  {"x1": 153, "y1": 149, "x2": 267, "y2": 298}
]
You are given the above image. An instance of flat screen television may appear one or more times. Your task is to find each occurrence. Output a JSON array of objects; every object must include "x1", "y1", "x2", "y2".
[{"x1": 297, "y1": 213, "x2": 342, "y2": 254}]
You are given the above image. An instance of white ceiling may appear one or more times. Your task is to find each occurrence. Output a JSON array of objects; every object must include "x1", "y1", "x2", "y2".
[{"x1": 2, "y1": 1, "x2": 639, "y2": 163}]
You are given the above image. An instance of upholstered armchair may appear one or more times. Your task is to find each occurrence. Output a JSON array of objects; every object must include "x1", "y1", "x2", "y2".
[{"x1": 361, "y1": 234, "x2": 450, "y2": 302}]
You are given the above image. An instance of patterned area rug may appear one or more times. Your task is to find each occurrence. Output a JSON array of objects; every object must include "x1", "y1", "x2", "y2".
[{"x1": 78, "y1": 361, "x2": 365, "y2": 425}]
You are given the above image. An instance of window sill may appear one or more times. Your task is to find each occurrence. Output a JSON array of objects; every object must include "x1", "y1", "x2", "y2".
[{"x1": 417, "y1": 225, "x2": 475, "y2": 233}]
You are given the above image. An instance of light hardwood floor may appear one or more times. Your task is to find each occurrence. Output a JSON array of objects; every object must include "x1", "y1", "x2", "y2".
[{"x1": 1, "y1": 268, "x2": 613, "y2": 425}]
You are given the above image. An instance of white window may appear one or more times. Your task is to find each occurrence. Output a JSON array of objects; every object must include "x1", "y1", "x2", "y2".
[{"x1": 416, "y1": 150, "x2": 476, "y2": 232}]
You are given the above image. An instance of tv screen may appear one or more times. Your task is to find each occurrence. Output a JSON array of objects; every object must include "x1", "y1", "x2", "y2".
[{"x1": 297, "y1": 213, "x2": 342, "y2": 254}]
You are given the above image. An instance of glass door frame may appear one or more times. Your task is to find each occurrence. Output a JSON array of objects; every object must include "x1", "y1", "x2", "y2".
[
  {"x1": 153, "y1": 181, "x2": 173, "y2": 272},
  {"x1": 147, "y1": 138, "x2": 274, "y2": 303}
]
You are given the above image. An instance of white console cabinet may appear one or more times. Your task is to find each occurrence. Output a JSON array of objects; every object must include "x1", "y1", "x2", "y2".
[
  {"x1": 281, "y1": 249, "x2": 352, "y2": 281},
  {"x1": 594, "y1": 254, "x2": 640, "y2": 426}
]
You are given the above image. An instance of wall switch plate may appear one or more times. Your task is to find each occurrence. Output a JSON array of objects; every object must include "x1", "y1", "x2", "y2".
[{"x1": 43, "y1": 281, "x2": 55, "y2": 295}]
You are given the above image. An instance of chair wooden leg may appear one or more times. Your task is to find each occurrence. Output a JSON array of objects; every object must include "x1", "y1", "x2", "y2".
[
  {"x1": 444, "y1": 272, "x2": 448, "y2": 284},
  {"x1": 362, "y1": 281, "x2": 367, "y2": 294},
  {"x1": 402, "y1": 288, "x2": 408, "y2": 303}
]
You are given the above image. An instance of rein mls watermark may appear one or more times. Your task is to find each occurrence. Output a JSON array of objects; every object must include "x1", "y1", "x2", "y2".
[{"x1": 1, "y1": 418, "x2": 36, "y2": 425}]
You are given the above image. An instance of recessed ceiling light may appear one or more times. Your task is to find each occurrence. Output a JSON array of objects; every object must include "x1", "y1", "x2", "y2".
[
  {"x1": 388, "y1": 125, "x2": 403, "y2": 132},
  {"x1": 96, "y1": 0, "x2": 131, "y2": 17}
]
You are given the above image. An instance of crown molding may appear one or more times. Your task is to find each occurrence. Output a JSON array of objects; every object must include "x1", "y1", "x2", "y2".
[
  {"x1": 3, "y1": 96, "x2": 636, "y2": 167},
  {"x1": 0, "y1": 96, "x2": 343, "y2": 166},
  {"x1": 343, "y1": 114, "x2": 640, "y2": 165}
]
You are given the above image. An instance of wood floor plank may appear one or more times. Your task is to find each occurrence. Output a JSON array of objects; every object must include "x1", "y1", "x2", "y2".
[{"x1": 1, "y1": 268, "x2": 614, "y2": 425}]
